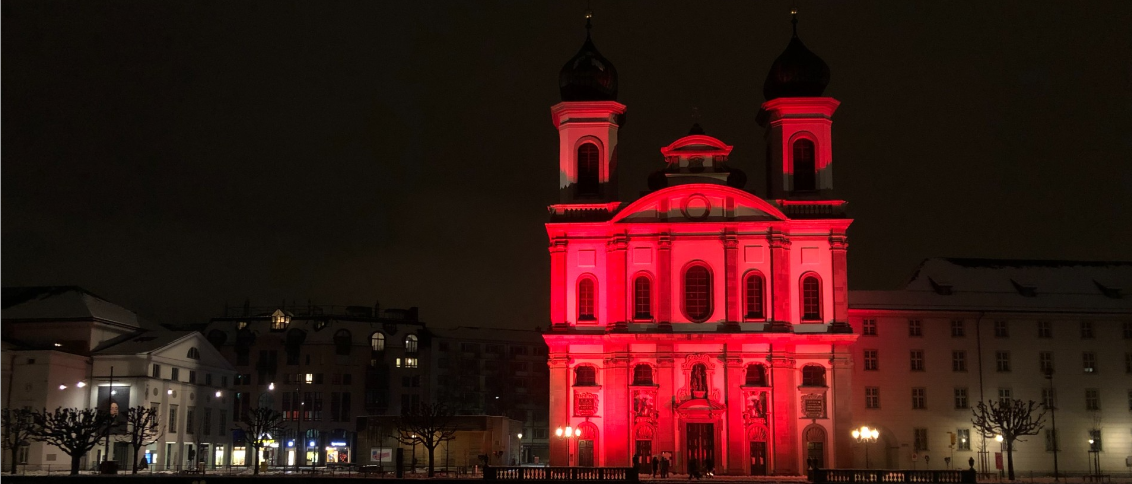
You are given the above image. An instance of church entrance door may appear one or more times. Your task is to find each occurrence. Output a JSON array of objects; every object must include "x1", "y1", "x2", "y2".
[
  {"x1": 685, "y1": 423, "x2": 715, "y2": 474},
  {"x1": 750, "y1": 441, "x2": 767, "y2": 475}
]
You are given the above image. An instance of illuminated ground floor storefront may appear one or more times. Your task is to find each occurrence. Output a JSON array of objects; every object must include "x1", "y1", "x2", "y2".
[{"x1": 544, "y1": 331, "x2": 857, "y2": 476}]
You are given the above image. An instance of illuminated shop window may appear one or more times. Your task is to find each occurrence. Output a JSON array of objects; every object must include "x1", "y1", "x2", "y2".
[
  {"x1": 744, "y1": 273, "x2": 764, "y2": 319},
  {"x1": 800, "y1": 275, "x2": 821, "y2": 321},
  {"x1": 683, "y1": 265, "x2": 712, "y2": 322}
]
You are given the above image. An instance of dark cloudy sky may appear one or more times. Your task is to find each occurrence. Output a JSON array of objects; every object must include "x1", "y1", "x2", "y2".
[{"x1": 4, "y1": 1, "x2": 1131, "y2": 330}]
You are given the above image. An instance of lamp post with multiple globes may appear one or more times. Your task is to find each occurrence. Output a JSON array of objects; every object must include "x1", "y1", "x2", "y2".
[
  {"x1": 555, "y1": 426, "x2": 581, "y2": 467},
  {"x1": 851, "y1": 426, "x2": 879, "y2": 469}
]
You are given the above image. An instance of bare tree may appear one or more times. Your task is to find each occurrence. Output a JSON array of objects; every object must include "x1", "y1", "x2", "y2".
[
  {"x1": 2, "y1": 408, "x2": 35, "y2": 474},
  {"x1": 115, "y1": 406, "x2": 163, "y2": 474},
  {"x1": 30, "y1": 407, "x2": 114, "y2": 475},
  {"x1": 395, "y1": 402, "x2": 457, "y2": 477},
  {"x1": 238, "y1": 407, "x2": 283, "y2": 475},
  {"x1": 971, "y1": 399, "x2": 1046, "y2": 480}
]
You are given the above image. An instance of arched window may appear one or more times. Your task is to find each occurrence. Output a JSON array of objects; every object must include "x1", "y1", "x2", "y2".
[
  {"x1": 633, "y1": 275, "x2": 652, "y2": 320},
  {"x1": 745, "y1": 272, "x2": 765, "y2": 319},
  {"x1": 683, "y1": 265, "x2": 712, "y2": 322},
  {"x1": 370, "y1": 332, "x2": 385, "y2": 352},
  {"x1": 578, "y1": 277, "x2": 596, "y2": 321},
  {"x1": 745, "y1": 363, "x2": 767, "y2": 386},
  {"x1": 802, "y1": 365, "x2": 826, "y2": 387},
  {"x1": 793, "y1": 139, "x2": 816, "y2": 191},
  {"x1": 404, "y1": 334, "x2": 419, "y2": 354},
  {"x1": 187, "y1": 347, "x2": 201, "y2": 360},
  {"x1": 632, "y1": 364, "x2": 653, "y2": 385},
  {"x1": 333, "y1": 329, "x2": 352, "y2": 355},
  {"x1": 577, "y1": 143, "x2": 600, "y2": 196},
  {"x1": 801, "y1": 275, "x2": 822, "y2": 321},
  {"x1": 575, "y1": 366, "x2": 596, "y2": 386}
]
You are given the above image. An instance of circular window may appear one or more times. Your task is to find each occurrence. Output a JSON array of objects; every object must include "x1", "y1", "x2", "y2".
[{"x1": 682, "y1": 194, "x2": 711, "y2": 220}]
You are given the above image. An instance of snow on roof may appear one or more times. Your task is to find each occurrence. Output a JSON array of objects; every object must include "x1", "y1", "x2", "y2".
[
  {"x1": 850, "y1": 258, "x2": 1132, "y2": 313},
  {"x1": 2, "y1": 286, "x2": 162, "y2": 330}
]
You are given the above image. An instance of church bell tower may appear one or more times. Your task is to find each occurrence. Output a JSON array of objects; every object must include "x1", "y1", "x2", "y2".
[
  {"x1": 552, "y1": 14, "x2": 625, "y2": 204},
  {"x1": 759, "y1": 10, "x2": 840, "y2": 201}
]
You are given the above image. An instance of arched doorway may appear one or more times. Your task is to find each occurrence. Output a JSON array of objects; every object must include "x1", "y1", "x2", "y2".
[
  {"x1": 803, "y1": 425, "x2": 827, "y2": 471},
  {"x1": 577, "y1": 422, "x2": 598, "y2": 467},
  {"x1": 748, "y1": 426, "x2": 769, "y2": 475}
]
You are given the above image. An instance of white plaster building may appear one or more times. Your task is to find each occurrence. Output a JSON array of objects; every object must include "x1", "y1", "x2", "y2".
[{"x1": 847, "y1": 259, "x2": 1132, "y2": 476}]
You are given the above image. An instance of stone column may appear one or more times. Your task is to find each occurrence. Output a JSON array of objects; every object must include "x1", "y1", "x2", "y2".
[
  {"x1": 603, "y1": 351, "x2": 630, "y2": 466},
  {"x1": 548, "y1": 355, "x2": 571, "y2": 465},
  {"x1": 768, "y1": 232, "x2": 792, "y2": 331},
  {"x1": 550, "y1": 238, "x2": 568, "y2": 327},
  {"x1": 607, "y1": 235, "x2": 629, "y2": 329},
  {"x1": 657, "y1": 234, "x2": 673, "y2": 328},
  {"x1": 723, "y1": 232, "x2": 740, "y2": 325},
  {"x1": 770, "y1": 351, "x2": 798, "y2": 474}
]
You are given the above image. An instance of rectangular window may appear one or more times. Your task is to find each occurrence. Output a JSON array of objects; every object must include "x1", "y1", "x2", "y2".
[
  {"x1": 168, "y1": 405, "x2": 178, "y2": 433},
  {"x1": 994, "y1": 320, "x2": 1009, "y2": 338},
  {"x1": 909, "y1": 319, "x2": 923, "y2": 337},
  {"x1": 952, "y1": 351, "x2": 967, "y2": 372},
  {"x1": 1038, "y1": 321, "x2": 1052, "y2": 338},
  {"x1": 1083, "y1": 352, "x2": 1097, "y2": 373},
  {"x1": 1044, "y1": 429, "x2": 1059, "y2": 452},
  {"x1": 998, "y1": 388, "x2": 1012, "y2": 406},
  {"x1": 865, "y1": 387, "x2": 880, "y2": 409},
  {"x1": 1085, "y1": 389, "x2": 1100, "y2": 410},
  {"x1": 218, "y1": 410, "x2": 227, "y2": 437},
  {"x1": 913, "y1": 428, "x2": 928, "y2": 452},
  {"x1": 862, "y1": 319, "x2": 877, "y2": 336},
  {"x1": 341, "y1": 392, "x2": 351, "y2": 421},
  {"x1": 1081, "y1": 321, "x2": 1094, "y2": 339},
  {"x1": 1042, "y1": 388, "x2": 1056, "y2": 410},
  {"x1": 1039, "y1": 352, "x2": 1055, "y2": 374},
  {"x1": 957, "y1": 429, "x2": 970, "y2": 451},
  {"x1": 202, "y1": 408, "x2": 212, "y2": 436},
  {"x1": 912, "y1": 388, "x2": 926, "y2": 409},
  {"x1": 405, "y1": 357, "x2": 418, "y2": 368},
  {"x1": 205, "y1": 374, "x2": 212, "y2": 386},
  {"x1": 910, "y1": 350, "x2": 925, "y2": 371},
  {"x1": 188, "y1": 371, "x2": 197, "y2": 384},
  {"x1": 461, "y1": 342, "x2": 479, "y2": 353},
  {"x1": 185, "y1": 407, "x2": 195, "y2": 434},
  {"x1": 954, "y1": 388, "x2": 969, "y2": 409},
  {"x1": 1088, "y1": 429, "x2": 1102, "y2": 451},
  {"x1": 485, "y1": 344, "x2": 504, "y2": 354},
  {"x1": 150, "y1": 403, "x2": 160, "y2": 429},
  {"x1": 152, "y1": 364, "x2": 161, "y2": 379},
  {"x1": 331, "y1": 392, "x2": 341, "y2": 422},
  {"x1": 951, "y1": 320, "x2": 965, "y2": 337},
  {"x1": 995, "y1": 351, "x2": 1011, "y2": 372},
  {"x1": 864, "y1": 350, "x2": 878, "y2": 371},
  {"x1": 171, "y1": 367, "x2": 180, "y2": 381}
]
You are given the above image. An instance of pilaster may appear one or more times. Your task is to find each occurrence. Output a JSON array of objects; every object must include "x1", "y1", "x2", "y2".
[
  {"x1": 723, "y1": 232, "x2": 740, "y2": 325},
  {"x1": 548, "y1": 355, "x2": 571, "y2": 465},
  {"x1": 657, "y1": 234, "x2": 673, "y2": 328},
  {"x1": 603, "y1": 351, "x2": 631, "y2": 466},
  {"x1": 607, "y1": 235, "x2": 629, "y2": 329},
  {"x1": 768, "y1": 232, "x2": 793, "y2": 331},
  {"x1": 550, "y1": 238, "x2": 568, "y2": 327},
  {"x1": 770, "y1": 350, "x2": 798, "y2": 475}
]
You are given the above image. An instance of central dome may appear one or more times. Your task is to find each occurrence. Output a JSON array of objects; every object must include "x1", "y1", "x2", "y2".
[{"x1": 559, "y1": 21, "x2": 618, "y2": 102}]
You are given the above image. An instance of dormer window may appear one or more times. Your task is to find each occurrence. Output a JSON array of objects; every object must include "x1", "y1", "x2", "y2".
[
  {"x1": 270, "y1": 310, "x2": 290, "y2": 331},
  {"x1": 576, "y1": 143, "x2": 600, "y2": 197},
  {"x1": 792, "y1": 139, "x2": 816, "y2": 191}
]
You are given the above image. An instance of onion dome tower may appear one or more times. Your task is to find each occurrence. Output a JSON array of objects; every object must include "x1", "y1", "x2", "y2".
[
  {"x1": 758, "y1": 9, "x2": 841, "y2": 202},
  {"x1": 550, "y1": 12, "x2": 626, "y2": 207}
]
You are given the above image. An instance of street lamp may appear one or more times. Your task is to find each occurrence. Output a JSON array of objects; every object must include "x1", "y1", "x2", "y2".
[
  {"x1": 995, "y1": 435, "x2": 1005, "y2": 478},
  {"x1": 851, "y1": 426, "x2": 879, "y2": 469},
  {"x1": 517, "y1": 433, "x2": 523, "y2": 466},
  {"x1": 1087, "y1": 439, "x2": 1100, "y2": 477},
  {"x1": 411, "y1": 434, "x2": 418, "y2": 473},
  {"x1": 555, "y1": 426, "x2": 581, "y2": 467}
]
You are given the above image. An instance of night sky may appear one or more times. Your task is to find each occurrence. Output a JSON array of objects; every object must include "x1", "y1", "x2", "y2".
[{"x1": 4, "y1": 1, "x2": 1131, "y2": 330}]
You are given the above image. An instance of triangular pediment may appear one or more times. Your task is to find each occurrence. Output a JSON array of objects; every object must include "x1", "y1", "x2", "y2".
[{"x1": 610, "y1": 184, "x2": 787, "y2": 223}]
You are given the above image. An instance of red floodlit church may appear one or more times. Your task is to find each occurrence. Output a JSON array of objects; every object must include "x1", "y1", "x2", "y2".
[{"x1": 543, "y1": 14, "x2": 856, "y2": 476}]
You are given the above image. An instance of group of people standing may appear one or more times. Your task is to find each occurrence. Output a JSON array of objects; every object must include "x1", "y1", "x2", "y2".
[{"x1": 634, "y1": 454, "x2": 714, "y2": 479}]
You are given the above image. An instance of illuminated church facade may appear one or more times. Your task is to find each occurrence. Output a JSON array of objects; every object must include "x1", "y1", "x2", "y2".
[{"x1": 543, "y1": 15, "x2": 857, "y2": 475}]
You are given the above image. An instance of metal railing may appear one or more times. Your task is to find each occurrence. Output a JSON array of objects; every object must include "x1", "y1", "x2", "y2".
[
  {"x1": 485, "y1": 466, "x2": 638, "y2": 481},
  {"x1": 813, "y1": 469, "x2": 977, "y2": 483}
]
